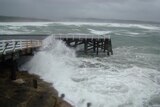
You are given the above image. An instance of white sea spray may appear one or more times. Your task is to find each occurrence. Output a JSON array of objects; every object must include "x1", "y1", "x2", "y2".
[{"x1": 21, "y1": 35, "x2": 160, "y2": 107}]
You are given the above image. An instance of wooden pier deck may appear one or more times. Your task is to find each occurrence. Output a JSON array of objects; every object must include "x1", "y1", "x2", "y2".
[
  {"x1": 0, "y1": 39, "x2": 42, "y2": 62},
  {"x1": 0, "y1": 34, "x2": 113, "y2": 57}
]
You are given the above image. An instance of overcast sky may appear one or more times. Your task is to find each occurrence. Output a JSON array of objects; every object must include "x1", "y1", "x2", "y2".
[{"x1": 0, "y1": 0, "x2": 160, "y2": 22}]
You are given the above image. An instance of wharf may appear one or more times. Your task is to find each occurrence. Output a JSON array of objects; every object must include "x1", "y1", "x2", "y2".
[
  {"x1": 0, "y1": 34, "x2": 113, "y2": 80},
  {"x1": 53, "y1": 34, "x2": 113, "y2": 55}
]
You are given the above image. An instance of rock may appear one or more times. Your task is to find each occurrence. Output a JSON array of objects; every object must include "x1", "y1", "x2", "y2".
[
  {"x1": 60, "y1": 93, "x2": 65, "y2": 99},
  {"x1": 13, "y1": 78, "x2": 25, "y2": 84},
  {"x1": 58, "y1": 100, "x2": 73, "y2": 107},
  {"x1": 87, "y1": 102, "x2": 92, "y2": 107},
  {"x1": 0, "y1": 70, "x2": 73, "y2": 107}
]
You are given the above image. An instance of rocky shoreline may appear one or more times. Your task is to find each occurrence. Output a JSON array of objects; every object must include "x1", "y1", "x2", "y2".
[{"x1": 0, "y1": 68, "x2": 73, "y2": 107}]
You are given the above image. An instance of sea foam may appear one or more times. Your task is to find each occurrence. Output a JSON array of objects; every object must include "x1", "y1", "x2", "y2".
[
  {"x1": 21, "y1": 35, "x2": 160, "y2": 107},
  {"x1": 55, "y1": 22, "x2": 159, "y2": 30}
]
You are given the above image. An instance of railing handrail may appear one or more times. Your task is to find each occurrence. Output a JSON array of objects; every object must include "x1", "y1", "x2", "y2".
[
  {"x1": 51, "y1": 34, "x2": 110, "y2": 39},
  {"x1": 0, "y1": 39, "x2": 42, "y2": 55}
]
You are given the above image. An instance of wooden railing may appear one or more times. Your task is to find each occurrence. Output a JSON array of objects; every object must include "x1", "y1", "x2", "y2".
[
  {"x1": 52, "y1": 34, "x2": 110, "y2": 39},
  {"x1": 0, "y1": 39, "x2": 42, "y2": 55}
]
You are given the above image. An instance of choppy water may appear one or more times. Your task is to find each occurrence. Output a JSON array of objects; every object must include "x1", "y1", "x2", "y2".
[{"x1": 0, "y1": 22, "x2": 160, "y2": 107}]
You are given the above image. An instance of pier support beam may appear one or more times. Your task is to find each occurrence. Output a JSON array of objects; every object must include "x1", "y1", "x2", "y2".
[
  {"x1": 96, "y1": 41, "x2": 99, "y2": 55},
  {"x1": 101, "y1": 40, "x2": 103, "y2": 50},
  {"x1": 66, "y1": 39, "x2": 71, "y2": 47},
  {"x1": 10, "y1": 59, "x2": 17, "y2": 80},
  {"x1": 33, "y1": 79, "x2": 38, "y2": 89},
  {"x1": 84, "y1": 39, "x2": 88, "y2": 54},
  {"x1": 104, "y1": 39, "x2": 106, "y2": 53},
  {"x1": 74, "y1": 40, "x2": 78, "y2": 48},
  {"x1": 93, "y1": 39, "x2": 96, "y2": 53}
]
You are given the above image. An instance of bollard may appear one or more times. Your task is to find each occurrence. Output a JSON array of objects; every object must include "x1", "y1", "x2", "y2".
[{"x1": 33, "y1": 79, "x2": 38, "y2": 89}]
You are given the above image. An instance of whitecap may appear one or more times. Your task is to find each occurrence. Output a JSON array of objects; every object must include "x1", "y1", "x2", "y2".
[
  {"x1": 54, "y1": 22, "x2": 160, "y2": 30},
  {"x1": 88, "y1": 29, "x2": 111, "y2": 35}
]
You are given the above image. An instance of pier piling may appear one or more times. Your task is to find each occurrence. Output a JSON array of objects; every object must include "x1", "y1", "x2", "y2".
[
  {"x1": 55, "y1": 34, "x2": 113, "y2": 55},
  {"x1": 33, "y1": 79, "x2": 38, "y2": 89},
  {"x1": 10, "y1": 59, "x2": 17, "y2": 80}
]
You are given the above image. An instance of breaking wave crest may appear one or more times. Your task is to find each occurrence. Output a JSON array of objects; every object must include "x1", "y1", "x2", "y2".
[
  {"x1": 0, "y1": 22, "x2": 159, "y2": 35},
  {"x1": 88, "y1": 29, "x2": 112, "y2": 35},
  {"x1": 57, "y1": 22, "x2": 160, "y2": 30}
]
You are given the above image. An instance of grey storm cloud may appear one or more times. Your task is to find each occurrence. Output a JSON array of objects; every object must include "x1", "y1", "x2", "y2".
[{"x1": 0, "y1": 0, "x2": 160, "y2": 22}]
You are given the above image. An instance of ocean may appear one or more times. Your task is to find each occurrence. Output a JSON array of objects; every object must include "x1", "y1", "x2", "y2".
[{"x1": 0, "y1": 21, "x2": 160, "y2": 107}]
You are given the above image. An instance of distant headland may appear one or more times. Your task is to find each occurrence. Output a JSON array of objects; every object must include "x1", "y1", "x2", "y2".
[
  {"x1": 0, "y1": 15, "x2": 160, "y2": 24},
  {"x1": 0, "y1": 15, "x2": 50, "y2": 22}
]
